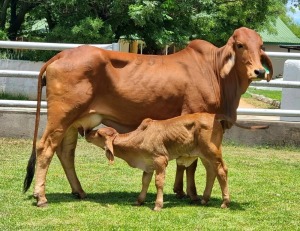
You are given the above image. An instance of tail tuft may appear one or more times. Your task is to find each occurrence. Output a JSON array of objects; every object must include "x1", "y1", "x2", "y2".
[{"x1": 23, "y1": 148, "x2": 36, "y2": 193}]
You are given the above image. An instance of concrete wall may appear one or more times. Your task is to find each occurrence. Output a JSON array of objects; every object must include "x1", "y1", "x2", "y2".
[
  {"x1": 224, "y1": 119, "x2": 300, "y2": 146},
  {"x1": 0, "y1": 110, "x2": 299, "y2": 146},
  {"x1": 0, "y1": 59, "x2": 44, "y2": 100}
]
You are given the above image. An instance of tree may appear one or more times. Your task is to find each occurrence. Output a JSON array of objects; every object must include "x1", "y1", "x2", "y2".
[{"x1": 0, "y1": 0, "x2": 288, "y2": 54}]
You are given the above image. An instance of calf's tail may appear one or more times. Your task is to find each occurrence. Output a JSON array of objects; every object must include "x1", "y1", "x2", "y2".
[{"x1": 23, "y1": 54, "x2": 61, "y2": 193}]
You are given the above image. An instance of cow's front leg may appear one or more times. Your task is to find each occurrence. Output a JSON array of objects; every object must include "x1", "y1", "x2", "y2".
[
  {"x1": 173, "y1": 164, "x2": 186, "y2": 198},
  {"x1": 56, "y1": 126, "x2": 86, "y2": 199},
  {"x1": 186, "y1": 159, "x2": 199, "y2": 202},
  {"x1": 135, "y1": 171, "x2": 153, "y2": 206}
]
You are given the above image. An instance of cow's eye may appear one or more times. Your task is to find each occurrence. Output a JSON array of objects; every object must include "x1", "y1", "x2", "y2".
[{"x1": 237, "y1": 43, "x2": 244, "y2": 49}]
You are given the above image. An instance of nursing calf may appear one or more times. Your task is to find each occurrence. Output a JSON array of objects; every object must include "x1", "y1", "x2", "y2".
[{"x1": 86, "y1": 113, "x2": 231, "y2": 210}]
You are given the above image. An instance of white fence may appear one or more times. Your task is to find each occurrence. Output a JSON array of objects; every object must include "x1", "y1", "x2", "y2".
[{"x1": 0, "y1": 41, "x2": 299, "y2": 118}]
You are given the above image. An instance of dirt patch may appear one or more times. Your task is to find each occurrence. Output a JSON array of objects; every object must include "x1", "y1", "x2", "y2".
[{"x1": 238, "y1": 98, "x2": 256, "y2": 108}]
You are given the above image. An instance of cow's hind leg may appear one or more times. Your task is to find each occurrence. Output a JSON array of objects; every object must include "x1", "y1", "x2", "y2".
[
  {"x1": 34, "y1": 127, "x2": 66, "y2": 207},
  {"x1": 135, "y1": 171, "x2": 153, "y2": 206},
  {"x1": 56, "y1": 126, "x2": 86, "y2": 199}
]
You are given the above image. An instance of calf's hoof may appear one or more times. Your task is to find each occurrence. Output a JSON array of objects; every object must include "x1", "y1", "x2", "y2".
[
  {"x1": 37, "y1": 201, "x2": 48, "y2": 207},
  {"x1": 153, "y1": 203, "x2": 163, "y2": 211}
]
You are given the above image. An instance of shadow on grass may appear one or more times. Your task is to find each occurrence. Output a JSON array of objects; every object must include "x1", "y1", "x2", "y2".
[{"x1": 26, "y1": 191, "x2": 248, "y2": 210}]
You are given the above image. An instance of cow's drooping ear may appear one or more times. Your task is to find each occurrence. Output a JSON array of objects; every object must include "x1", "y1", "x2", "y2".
[
  {"x1": 220, "y1": 38, "x2": 235, "y2": 78},
  {"x1": 104, "y1": 138, "x2": 115, "y2": 164},
  {"x1": 261, "y1": 50, "x2": 273, "y2": 82}
]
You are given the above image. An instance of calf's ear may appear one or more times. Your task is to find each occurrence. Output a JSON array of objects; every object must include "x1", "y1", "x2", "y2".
[
  {"x1": 261, "y1": 50, "x2": 273, "y2": 82},
  {"x1": 220, "y1": 39, "x2": 235, "y2": 78},
  {"x1": 105, "y1": 138, "x2": 115, "y2": 164}
]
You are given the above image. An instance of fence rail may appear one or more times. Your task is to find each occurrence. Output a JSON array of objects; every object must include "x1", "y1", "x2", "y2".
[
  {"x1": 0, "y1": 40, "x2": 117, "y2": 51},
  {"x1": 0, "y1": 102, "x2": 299, "y2": 118}
]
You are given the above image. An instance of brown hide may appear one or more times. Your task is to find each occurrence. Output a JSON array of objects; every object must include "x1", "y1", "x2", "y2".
[{"x1": 24, "y1": 27, "x2": 273, "y2": 207}]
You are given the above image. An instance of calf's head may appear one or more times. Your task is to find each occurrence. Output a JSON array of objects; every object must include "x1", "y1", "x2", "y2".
[
  {"x1": 85, "y1": 127, "x2": 118, "y2": 164},
  {"x1": 221, "y1": 27, "x2": 273, "y2": 84}
]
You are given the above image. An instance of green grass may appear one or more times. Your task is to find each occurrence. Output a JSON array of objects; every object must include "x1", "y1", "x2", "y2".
[
  {"x1": 0, "y1": 138, "x2": 299, "y2": 230},
  {"x1": 246, "y1": 88, "x2": 282, "y2": 101},
  {"x1": 0, "y1": 92, "x2": 29, "y2": 100}
]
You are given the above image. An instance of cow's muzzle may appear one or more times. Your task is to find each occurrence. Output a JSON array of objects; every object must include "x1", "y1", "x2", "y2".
[{"x1": 254, "y1": 68, "x2": 266, "y2": 79}]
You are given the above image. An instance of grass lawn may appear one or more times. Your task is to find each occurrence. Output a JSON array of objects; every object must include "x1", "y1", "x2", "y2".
[
  {"x1": 0, "y1": 138, "x2": 299, "y2": 230},
  {"x1": 242, "y1": 88, "x2": 282, "y2": 108},
  {"x1": 246, "y1": 88, "x2": 282, "y2": 101},
  {"x1": 0, "y1": 92, "x2": 29, "y2": 100}
]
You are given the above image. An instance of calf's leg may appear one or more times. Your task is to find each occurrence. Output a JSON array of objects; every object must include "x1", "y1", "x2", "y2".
[
  {"x1": 154, "y1": 167, "x2": 166, "y2": 211},
  {"x1": 135, "y1": 171, "x2": 153, "y2": 206},
  {"x1": 216, "y1": 160, "x2": 230, "y2": 208},
  {"x1": 199, "y1": 158, "x2": 217, "y2": 205},
  {"x1": 200, "y1": 156, "x2": 230, "y2": 208}
]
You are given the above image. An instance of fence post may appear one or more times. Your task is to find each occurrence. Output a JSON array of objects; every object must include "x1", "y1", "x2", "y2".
[{"x1": 281, "y1": 60, "x2": 300, "y2": 122}]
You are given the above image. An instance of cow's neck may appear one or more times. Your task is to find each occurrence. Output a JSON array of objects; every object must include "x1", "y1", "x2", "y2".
[{"x1": 219, "y1": 69, "x2": 245, "y2": 123}]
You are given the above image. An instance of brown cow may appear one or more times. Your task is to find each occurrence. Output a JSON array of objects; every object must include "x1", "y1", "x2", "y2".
[
  {"x1": 24, "y1": 27, "x2": 273, "y2": 207},
  {"x1": 85, "y1": 113, "x2": 267, "y2": 210}
]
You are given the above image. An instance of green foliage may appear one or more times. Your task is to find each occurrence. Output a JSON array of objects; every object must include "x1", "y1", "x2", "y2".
[
  {"x1": 0, "y1": 0, "x2": 290, "y2": 56},
  {"x1": 0, "y1": 138, "x2": 300, "y2": 230}
]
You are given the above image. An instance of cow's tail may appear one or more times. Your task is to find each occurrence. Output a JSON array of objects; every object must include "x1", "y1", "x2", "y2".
[
  {"x1": 216, "y1": 114, "x2": 269, "y2": 130},
  {"x1": 23, "y1": 54, "x2": 61, "y2": 193}
]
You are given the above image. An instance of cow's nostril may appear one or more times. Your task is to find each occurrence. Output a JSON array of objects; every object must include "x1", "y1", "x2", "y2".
[{"x1": 254, "y1": 69, "x2": 266, "y2": 78}]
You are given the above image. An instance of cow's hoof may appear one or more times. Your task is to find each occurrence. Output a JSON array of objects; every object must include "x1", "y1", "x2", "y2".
[
  {"x1": 189, "y1": 194, "x2": 200, "y2": 204},
  {"x1": 133, "y1": 201, "x2": 144, "y2": 206},
  {"x1": 72, "y1": 191, "x2": 86, "y2": 199},
  {"x1": 200, "y1": 199, "x2": 208, "y2": 205},
  {"x1": 174, "y1": 191, "x2": 186, "y2": 199}
]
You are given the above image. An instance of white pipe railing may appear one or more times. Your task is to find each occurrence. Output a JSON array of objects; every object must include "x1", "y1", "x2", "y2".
[
  {"x1": 0, "y1": 100, "x2": 299, "y2": 117},
  {"x1": 250, "y1": 80, "x2": 300, "y2": 88},
  {"x1": 0, "y1": 40, "x2": 114, "y2": 51},
  {"x1": 0, "y1": 70, "x2": 39, "y2": 78},
  {"x1": 266, "y1": 51, "x2": 300, "y2": 58}
]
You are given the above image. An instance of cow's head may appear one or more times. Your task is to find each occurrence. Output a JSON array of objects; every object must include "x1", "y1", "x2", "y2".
[
  {"x1": 85, "y1": 127, "x2": 117, "y2": 164},
  {"x1": 220, "y1": 27, "x2": 273, "y2": 85}
]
